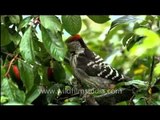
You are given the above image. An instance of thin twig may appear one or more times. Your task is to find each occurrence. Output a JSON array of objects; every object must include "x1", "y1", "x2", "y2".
[
  {"x1": 4, "y1": 54, "x2": 18, "y2": 77},
  {"x1": 1, "y1": 52, "x2": 21, "y2": 60},
  {"x1": 148, "y1": 56, "x2": 155, "y2": 91},
  {"x1": 146, "y1": 56, "x2": 155, "y2": 104}
]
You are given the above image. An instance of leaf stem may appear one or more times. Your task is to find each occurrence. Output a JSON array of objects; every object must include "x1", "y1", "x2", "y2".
[
  {"x1": 148, "y1": 56, "x2": 155, "y2": 90},
  {"x1": 146, "y1": 56, "x2": 155, "y2": 104}
]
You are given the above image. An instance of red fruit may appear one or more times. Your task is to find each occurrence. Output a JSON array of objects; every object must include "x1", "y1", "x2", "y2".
[
  {"x1": 47, "y1": 67, "x2": 54, "y2": 81},
  {"x1": 12, "y1": 65, "x2": 20, "y2": 80}
]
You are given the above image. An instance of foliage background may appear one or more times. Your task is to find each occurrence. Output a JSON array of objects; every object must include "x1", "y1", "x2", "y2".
[{"x1": 1, "y1": 15, "x2": 160, "y2": 105}]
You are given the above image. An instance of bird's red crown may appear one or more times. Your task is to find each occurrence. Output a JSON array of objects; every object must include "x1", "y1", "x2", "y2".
[
  {"x1": 66, "y1": 34, "x2": 82, "y2": 42},
  {"x1": 66, "y1": 34, "x2": 87, "y2": 48}
]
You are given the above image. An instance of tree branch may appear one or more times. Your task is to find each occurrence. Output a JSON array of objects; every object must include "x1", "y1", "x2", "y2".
[
  {"x1": 146, "y1": 56, "x2": 155, "y2": 104},
  {"x1": 4, "y1": 54, "x2": 18, "y2": 77},
  {"x1": 94, "y1": 88, "x2": 135, "y2": 105},
  {"x1": 147, "y1": 56, "x2": 155, "y2": 93}
]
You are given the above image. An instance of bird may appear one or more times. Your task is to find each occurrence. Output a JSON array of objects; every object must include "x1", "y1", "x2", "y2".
[{"x1": 65, "y1": 34, "x2": 128, "y2": 89}]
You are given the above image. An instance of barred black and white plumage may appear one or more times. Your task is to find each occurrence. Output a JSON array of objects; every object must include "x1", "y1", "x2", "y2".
[{"x1": 66, "y1": 35, "x2": 126, "y2": 89}]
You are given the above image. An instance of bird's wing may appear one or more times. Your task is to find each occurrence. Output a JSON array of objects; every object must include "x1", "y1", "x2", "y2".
[{"x1": 76, "y1": 49, "x2": 124, "y2": 83}]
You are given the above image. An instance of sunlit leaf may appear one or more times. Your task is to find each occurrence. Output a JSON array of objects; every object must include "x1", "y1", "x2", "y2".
[
  {"x1": 3, "y1": 102, "x2": 24, "y2": 105},
  {"x1": 40, "y1": 27, "x2": 66, "y2": 61},
  {"x1": 40, "y1": 16, "x2": 61, "y2": 32},
  {"x1": 25, "y1": 85, "x2": 41, "y2": 104},
  {"x1": 122, "y1": 33, "x2": 134, "y2": 46},
  {"x1": 62, "y1": 15, "x2": 81, "y2": 35},
  {"x1": 40, "y1": 15, "x2": 67, "y2": 62},
  {"x1": 1, "y1": 78, "x2": 26, "y2": 103},
  {"x1": 88, "y1": 15, "x2": 110, "y2": 23},
  {"x1": 64, "y1": 96, "x2": 82, "y2": 104},
  {"x1": 154, "y1": 63, "x2": 160, "y2": 76},
  {"x1": 1, "y1": 15, "x2": 6, "y2": 24},
  {"x1": 63, "y1": 102, "x2": 80, "y2": 105},
  {"x1": 133, "y1": 64, "x2": 148, "y2": 75},
  {"x1": 9, "y1": 15, "x2": 20, "y2": 24},
  {"x1": 20, "y1": 26, "x2": 35, "y2": 64},
  {"x1": 133, "y1": 93, "x2": 146, "y2": 105},
  {"x1": 126, "y1": 35, "x2": 144, "y2": 51},
  {"x1": 134, "y1": 28, "x2": 160, "y2": 48},
  {"x1": 129, "y1": 28, "x2": 160, "y2": 57},
  {"x1": 104, "y1": 24, "x2": 125, "y2": 43},
  {"x1": 125, "y1": 80, "x2": 147, "y2": 86},
  {"x1": 111, "y1": 15, "x2": 138, "y2": 30},
  {"x1": 0, "y1": 96, "x2": 8, "y2": 104},
  {"x1": 1, "y1": 65, "x2": 6, "y2": 79},
  {"x1": 18, "y1": 16, "x2": 32, "y2": 30}
]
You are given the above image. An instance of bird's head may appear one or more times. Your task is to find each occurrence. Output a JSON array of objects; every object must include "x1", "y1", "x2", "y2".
[{"x1": 65, "y1": 34, "x2": 87, "y2": 53}]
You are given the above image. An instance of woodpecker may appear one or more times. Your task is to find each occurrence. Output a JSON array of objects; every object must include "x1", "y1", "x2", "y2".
[{"x1": 66, "y1": 34, "x2": 127, "y2": 89}]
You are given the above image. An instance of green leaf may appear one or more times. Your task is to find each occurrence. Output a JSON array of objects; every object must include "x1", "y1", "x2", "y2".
[
  {"x1": 116, "y1": 101, "x2": 128, "y2": 105},
  {"x1": 129, "y1": 28, "x2": 160, "y2": 57},
  {"x1": 1, "y1": 65, "x2": 6, "y2": 79},
  {"x1": 62, "y1": 15, "x2": 82, "y2": 35},
  {"x1": 53, "y1": 61, "x2": 66, "y2": 83},
  {"x1": 1, "y1": 96, "x2": 9, "y2": 104},
  {"x1": 63, "y1": 102, "x2": 80, "y2": 105},
  {"x1": 122, "y1": 33, "x2": 134, "y2": 46},
  {"x1": 134, "y1": 28, "x2": 160, "y2": 49},
  {"x1": 64, "y1": 96, "x2": 82, "y2": 104},
  {"x1": 3, "y1": 102, "x2": 24, "y2": 105},
  {"x1": 40, "y1": 15, "x2": 61, "y2": 32},
  {"x1": 46, "y1": 83, "x2": 64, "y2": 103},
  {"x1": 1, "y1": 24, "x2": 12, "y2": 46},
  {"x1": 40, "y1": 16, "x2": 66, "y2": 62},
  {"x1": 32, "y1": 32, "x2": 50, "y2": 63},
  {"x1": 9, "y1": 15, "x2": 20, "y2": 24},
  {"x1": 125, "y1": 80, "x2": 147, "y2": 87},
  {"x1": 1, "y1": 15, "x2": 6, "y2": 24},
  {"x1": 104, "y1": 24, "x2": 126, "y2": 43},
  {"x1": 25, "y1": 85, "x2": 41, "y2": 104},
  {"x1": 133, "y1": 93, "x2": 146, "y2": 105},
  {"x1": 34, "y1": 44, "x2": 51, "y2": 66},
  {"x1": 37, "y1": 66, "x2": 50, "y2": 85},
  {"x1": 126, "y1": 35, "x2": 143, "y2": 51},
  {"x1": 20, "y1": 26, "x2": 35, "y2": 64},
  {"x1": 18, "y1": 16, "x2": 32, "y2": 30},
  {"x1": 88, "y1": 15, "x2": 110, "y2": 23},
  {"x1": 111, "y1": 15, "x2": 138, "y2": 30},
  {"x1": 1, "y1": 78, "x2": 26, "y2": 103},
  {"x1": 18, "y1": 60, "x2": 35, "y2": 93},
  {"x1": 40, "y1": 27, "x2": 66, "y2": 62},
  {"x1": 154, "y1": 63, "x2": 160, "y2": 76}
]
